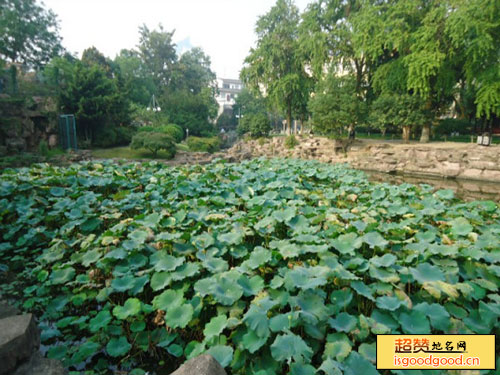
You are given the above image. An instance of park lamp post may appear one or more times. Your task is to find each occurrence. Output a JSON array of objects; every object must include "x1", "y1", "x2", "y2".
[{"x1": 147, "y1": 94, "x2": 161, "y2": 117}]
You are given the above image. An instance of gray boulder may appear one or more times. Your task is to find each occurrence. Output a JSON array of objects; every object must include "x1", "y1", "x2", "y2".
[
  {"x1": 170, "y1": 354, "x2": 227, "y2": 375},
  {"x1": 13, "y1": 351, "x2": 67, "y2": 375},
  {"x1": 0, "y1": 314, "x2": 40, "y2": 375}
]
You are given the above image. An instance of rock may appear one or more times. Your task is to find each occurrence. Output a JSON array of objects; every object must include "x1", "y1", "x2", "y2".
[
  {"x1": 0, "y1": 314, "x2": 40, "y2": 375},
  {"x1": 0, "y1": 301, "x2": 20, "y2": 319},
  {"x1": 13, "y1": 351, "x2": 67, "y2": 375},
  {"x1": 170, "y1": 354, "x2": 226, "y2": 375}
]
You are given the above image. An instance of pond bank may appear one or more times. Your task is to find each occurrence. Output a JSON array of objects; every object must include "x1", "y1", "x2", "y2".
[{"x1": 221, "y1": 136, "x2": 500, "y2": 185}]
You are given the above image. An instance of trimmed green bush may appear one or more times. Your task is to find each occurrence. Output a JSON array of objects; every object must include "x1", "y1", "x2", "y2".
[
  {"x1": 187, "y1": 136, "x2": 221, "y2": 153},
  {"x1": 130, "y1": 132, "x2": 176, "y2": 158},
  {"x1": 137, "y1": 124, "x2": 184, "y2": 143}
]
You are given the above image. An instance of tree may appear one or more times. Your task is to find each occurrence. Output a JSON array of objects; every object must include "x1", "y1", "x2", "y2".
[
  {"x1": 309, "y1": 74, "x2": 365, "y2": 136},
  {"x1": 59, "y1": 62, "x2": 130, "y2": 145},
  {"x1": 241, "y1": 0, "x2": 310, "y2": 134},
  {"x1": 299, "y1": 0, "x2": 372, "y2": 136},
  {"x1": 0, "y1": 0, "x2": 62, "y2": 67},
  {"x1": 369, "y1": 93, "x2": 430, "y2": 143},
  {"x1": 137, "y1": 24, "x2": 177, "y2": 89},
  {"x1": 237, "y1": 113, "x2": 271, "y2": 138},
  {"x1": 171, "y1": 47, "x2": 216, "y2": 94},
  {"x1": 114, "y1": 49, "x2": 156, "y2": 106}
]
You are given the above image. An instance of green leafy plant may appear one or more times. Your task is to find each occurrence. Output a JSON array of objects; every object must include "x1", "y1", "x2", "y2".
[
  {"x1": 284, "y1": 134, "x2": 299, "y2": 149},
  {"x1": 0, "y1": 158, "x2": 498, "y2": 374},
  {"x1": 186, "y1": 136, "x2": 220, "y2": 153},
  {"x1": 130, "y1": 132, "x2": 176, "y2": 158}
]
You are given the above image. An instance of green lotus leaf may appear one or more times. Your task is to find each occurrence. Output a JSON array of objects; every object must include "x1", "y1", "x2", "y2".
[
  {"x1": 238, "y1": 275, "x2": 265, "y2": 296},
  {"x1": 111, "y1": 274, "x2": 136, "y2": 292},
  {"x1": 329, "y1": 312, "x2": 357, "y2": 333},
  {"x1": 399, "y1": 310, "x2": 430, "y2": 334},
  {"x1": 375, "y1": 296, "x2": 404, "y2": 311},
  {"x1": 331, "y1": 232, "x2": 362, "y2": 255},
  {"x1": 370, "y1": 254, "x2": 397, "y2": 268},
  {"x1": 71, "y1": 340, "x2": 101, "y2": 365},
  {"x1": 241, "y1": 328, "x2": 269, "y2": 353},
  {"x1": 272, "y1": 207, "x2": 296, "y2": 223},
  {"x1": 130, "y1": 320, "x2": 146, "y2": 332},
  {"x1": 351, "y1": 281, "x2": 375, "y2": 301},
  {"x1": 106, "y1": 336, "x2": 132, "y2": 357},
  {"x1": 165, "y1": 304, "x2": 193, "y2": 329},
  {"x1": 211, "y1": 276, "x2": 243, "y2": 306},
  {"x1": 324, "y1": 341, "x2": 352, "y2": 361},
  {"x1": 204, "y1": 315, "x2": 228, "y2": 340},
  {"x1": 343, "y1": 351, "x2": 379, "y2": 375},
  {"x1": 128, "y1": 229, "x2": 149, "y2": 244},
  {"x1": 113, "y1": 298, "x2": 141, "y2": 320},
  {"x1": 359, "y1": 343, "x2": 376, "y2": 363},
  {"x1": 206, "y1": 345, "x2": 233, "y2": 368},
  {"x1": 270, "y1": 333, "x2": 313, "y2": 362},
  {"x1": 450, "y1": 217, "x2": 473, "y2": 236},
  {"x1": 150, "y1": 252, "x2": 184, "y2": 272},
  {"x1": 218, "y1": 231, "x2": 243, "y2": 245},
  {"x1": 414, "y1": 302, "x2": 450, "y2": 331},
  {"x1": 50, "y1": 267, "x2": 75, "y2": 285},
  {"x1": 363, "y1": 232, "x2": 388, "y2": 249},
  {"x1": 191, "y1": 232, "x2": 214, "y2": 249},
  {"x1": 290, "y1": 363, "x2": 316, "y2": 375},
  {"x1": 244, "y1": 247, "x2": 272, "y2": 269},
  {"x1": 152, "y1": 289, "x2": 184, "y2": 311},
  {"x1": 81, "y1": 249, "x2": 102, "y2": 267},
  {"x1": 410, "y1": 263, "x2": 445, "y2": 283},
  {"x1": 243, "y1": 305, "x2": 269, "y2": 337},
  {"x1": 150, "y1": 272, "x2": 172, "y2": 291},
  {"x1": 171, "y1": 262, "x2": 200, "y2": 281},
  {"x1": 89, "y1": 310, "x2": 112, "y2": 332}
]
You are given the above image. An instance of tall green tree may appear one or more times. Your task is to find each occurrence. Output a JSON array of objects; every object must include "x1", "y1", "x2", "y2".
[
  {"x1": 137, "y1": 24, "x2": 177, "y2": 89},
  {"x1": 0, "y1": 0, "x2": 62, "y2": 66},
  {"x1": 241, "y1": 0, "x2": 310, "y2": 134},
  {"x1": 172, "y1": 47, "x2": 216, "y2": 94}
]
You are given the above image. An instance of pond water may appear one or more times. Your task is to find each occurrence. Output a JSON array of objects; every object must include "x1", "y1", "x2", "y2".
[{"x1": 365, "y1": 171, "x2": 500, "y2": 202}]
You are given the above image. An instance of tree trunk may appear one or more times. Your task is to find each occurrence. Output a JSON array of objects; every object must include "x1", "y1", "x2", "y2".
[
  {"x1": 402, "y1": 126, "x2": 410, "y2": 143},
  {"x1": 381, "y1": 127, "x2": 386, "y2": 136},
  {"x1": 420, "y1": 123, "x2": 431, "y2": 143},
  {"x1": 287, "y1": 104, "x2": 292, "y2": 136},
  {"x1": 348, "y1": 124, "x2": 355, "y2": 140}
]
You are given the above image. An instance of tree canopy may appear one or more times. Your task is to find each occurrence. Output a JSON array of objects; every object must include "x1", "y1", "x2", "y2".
[{"x1": 0, "y1": 0, "x2": 62, "y2": 66}]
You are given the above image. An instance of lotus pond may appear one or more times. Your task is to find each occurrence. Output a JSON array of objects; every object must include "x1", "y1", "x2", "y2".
[{"x1": 0, "y1": 158, "x2": 499, "y2": 375}]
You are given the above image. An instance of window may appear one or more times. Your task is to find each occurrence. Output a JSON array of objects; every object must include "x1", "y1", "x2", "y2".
[{"x1": 223, "y1": 83, "x2": 229, "y2": 89}]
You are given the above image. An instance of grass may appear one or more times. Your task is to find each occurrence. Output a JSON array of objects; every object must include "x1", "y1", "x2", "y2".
[{"x1": 91, "y1": 144, "x2": 189, "y2": 160}]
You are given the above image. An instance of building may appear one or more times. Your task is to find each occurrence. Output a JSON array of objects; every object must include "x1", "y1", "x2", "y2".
[{"x1": 215, "y1": 78, "x2": 243, "y2": 117}]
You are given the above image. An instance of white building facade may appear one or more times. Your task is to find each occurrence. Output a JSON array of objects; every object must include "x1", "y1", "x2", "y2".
[{"x1": 215, "y1": 78, "x2": 243, "y2": 117}]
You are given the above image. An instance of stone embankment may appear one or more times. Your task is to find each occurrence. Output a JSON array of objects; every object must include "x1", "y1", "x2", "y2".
[{"x1": 216, "y1": 136, "x2": 500, "y2": 183}]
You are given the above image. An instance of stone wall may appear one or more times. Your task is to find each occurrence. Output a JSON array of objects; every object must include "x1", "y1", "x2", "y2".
[{"x1": 218, "y1": 136, "x2": 500, "y2": 183}]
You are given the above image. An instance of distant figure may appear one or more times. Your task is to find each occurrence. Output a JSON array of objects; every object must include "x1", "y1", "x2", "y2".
[
  {"x1": 220, "y1": 128, "x2": 225, "y2": 134},
  {"x1": 348, "y1": 128, "x2": 355, "y2": 140}
]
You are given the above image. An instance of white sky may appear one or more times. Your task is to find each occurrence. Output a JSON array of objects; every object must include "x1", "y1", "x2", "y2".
[{"x1": 42, "y1": 0, "x2": 311, "y2": 79}]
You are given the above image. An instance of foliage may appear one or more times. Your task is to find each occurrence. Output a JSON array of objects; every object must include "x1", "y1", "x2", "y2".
[
  {"x1": 38, "y1": 140, "x2": 49, "y2": 157},
  {"x1": 241, "y1": 0, "x2": 311, "y2": 132},
  {"x1": 435, "y1": 118, "x2": 473, "y2": 136},
  {"x1": 368, "y1": 93, "x2": 430, "y2": 142},
  {"x1": 138, "y1": 124, "x2": 184, "y2": 143},
  {"x1": 186, "y1": 136, "x2": 220, "y2": 153},
  {"x1": 284, "y1": 135, "x2": 299, "y2": 149},
  {"x1": 130, "y1": 132, "x2": 175, "y2": 158},
  {"x1": 0, "y1": 159, "x2": 498, "y2": 374},
  {"x1": 58, "y1": 60, "x2": 131, "y2": 146},
  {"x1": 237, "y1": 113, "x2": 271, "y2": 138},
  {"x1": 0, "y1": 0, "x2": 62, "y2": 66},
  {"x1": 309, "y1": 74, "x2": 365, "y2": 135},
  {"x1": 216, "y1": 113, "x2": 237, "y2": 132}
]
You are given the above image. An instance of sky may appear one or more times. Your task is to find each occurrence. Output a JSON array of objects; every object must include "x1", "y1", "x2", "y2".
[{"x1": 42, "y1": 0, "x2": 312, "y2": 79}]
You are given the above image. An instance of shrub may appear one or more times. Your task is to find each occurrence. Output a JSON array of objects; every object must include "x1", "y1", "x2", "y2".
[
  {"x1": 436, "y1": 118, "x2": 472, "y2": 136},
  {"x1": 93, "y1": 127, "x2": 117, "y2": 148},
  {"x1": 115, "y1": 126, "x2": 136, "y2": 146},
  {"x1": 284, "y1": 134, "x2": 299, "y2": 149},
  {"x1": 130, "y1": 132, "x2": 176, "y2": 158},
  {"x1": 162, "y1": 124, "x2": 184, "y2": 143},
  {"x1": 187, "y1": 136, "x2": 221, "y2": 153},
  {"x1": 137, "y1": 124, "x2": 184, "y2": 143},
  {"x1": 237, "y1": 112, "x2": 271, "y2": 138},
  {"x1": 38, "y1": 140, "x2": 49, "y2": 157}
]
